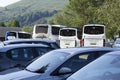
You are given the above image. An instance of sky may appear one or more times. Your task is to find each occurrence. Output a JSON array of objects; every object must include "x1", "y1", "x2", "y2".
[{"x1": 0, "y1": 0, "x2": 21, "y2": 7}]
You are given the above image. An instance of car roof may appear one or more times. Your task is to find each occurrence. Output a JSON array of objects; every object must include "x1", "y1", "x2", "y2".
[
  {"x1": 2, "y1": 39, "x2": 56, "y2": 45},
  {"x1": 115, "y1": 38, "x2": 120, "y2": 40},
  {"x1": 0, "y1": 44, "x2": 50, "y2": 52},
  {"x1": 51, "y1": 47, "x2": 120, "y2": 56},
  {"x1": 105, "y1": 51, "x2": 120, "y2": 55},
  {"x1": 115, "y1": 38, "x2": 120, "y2": 42}
]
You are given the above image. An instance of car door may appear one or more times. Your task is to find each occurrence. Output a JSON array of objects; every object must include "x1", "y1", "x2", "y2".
[
  {"x1": 49, "y1": 52, "x2": 92, "y2": 80},
  {"x1": 50, "y1": 50, "x2": 110, "y2": 80},
  {"x1": 6, "y1": 47, "x2": 38, "y2": 68},
  {"x1": 0, "y1": 53, "x2": 11, "y2": 71}
]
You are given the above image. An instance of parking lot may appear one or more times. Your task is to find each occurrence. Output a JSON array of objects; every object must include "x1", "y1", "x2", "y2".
[{"x1": 0, "y1": 0, "x2": 120, "y2": 80}]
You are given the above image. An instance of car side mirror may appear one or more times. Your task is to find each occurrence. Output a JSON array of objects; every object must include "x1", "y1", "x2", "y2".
[{"x1": 58, "y1": 67, "x2": 72, "y2": 75}]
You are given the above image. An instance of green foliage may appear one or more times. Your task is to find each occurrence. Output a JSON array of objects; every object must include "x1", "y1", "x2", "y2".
[
  {"x1": 4, "y1": 20, "x2": 20, "y2": 27},
  {"x1": 11, "y1": 20, "x2": 20, "y2": 27},
  {"x1": 16, "y1": 10, "x2": 58, "y2": 26},
  {"x1": 95, "y1": 0, "x2": 120, "y2": 39},
  {"x1": 21, "y1": 26, "x2": 33, "y2": 33},
  {"x1": 0, "y1": 22, "x2": 6, "y2": 27},
  {"x1": 0, "y1": 0, "x2": 68, "y2": 26},
  {"x1": 51, "y1": 0, "x2": 120, "y2": 39},
  {"x1": 0, "y1": 20, "x2": 20, "y2": 27},
  {"x1": 50, "y1": 0, "x2": 104, "y2": 27}
]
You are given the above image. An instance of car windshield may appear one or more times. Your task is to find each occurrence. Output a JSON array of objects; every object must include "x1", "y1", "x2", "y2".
[
  {"x1": 26, "y1": 51, "x2": 70, "y2": 73},
  {"x1": 70, "y1": 54, "x2": 120, "y2": 80}
]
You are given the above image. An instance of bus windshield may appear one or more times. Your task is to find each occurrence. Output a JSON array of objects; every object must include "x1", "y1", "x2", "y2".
[
  {"x1": 6, "y1": 32, "x2": 17, "y2": 40},
  {"x1": 84, "y1": 26, "x2": 104, "y2": 34},
  {"x1": 6, "y1": 31, "x2": 31, "y2": 40},
  {"x1": 60, "y1": 29, "x2": 76, "y2": 36},
  {"x1": 18, "y1": 33, "x2": 31, "y2": 38},
  {"x1": 35, "y1": 26, "x2": 48, "y2": 34},
  {"x1": 7, "y1": 32, "x2": 16, "y2": 37}
]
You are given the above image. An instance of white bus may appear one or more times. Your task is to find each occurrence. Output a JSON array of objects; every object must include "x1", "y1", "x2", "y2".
[
  {"x1": 5, "y1": 31, "x2": 32, "y2": 40},
  {"x1": 59, "y1": 27, "x2": 82, "y2": 48},
  {"x1": 32, "y1": 24, "x2": 66, "y2": 41},
  {"x1": 81, "y1": 24, "x2": 106, "y2": 47}
]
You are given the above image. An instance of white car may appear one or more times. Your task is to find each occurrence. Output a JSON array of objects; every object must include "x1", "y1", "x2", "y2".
[{"x1": 0, "y1": 47, "x2": 120, "y2": 80}]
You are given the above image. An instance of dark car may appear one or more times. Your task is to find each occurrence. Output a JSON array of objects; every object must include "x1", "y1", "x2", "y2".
[
  {"x1": 0, "y1": 44, "x2": 54, "y2": 72},
  {"x1": 67, "y1": 51, "x2": 120, "y2": 80},
  {"x1": 0, "y1": 47, "x2": 120, "y2": 80},
  {"x1": 0, "y1": 39, "x2": 60, "y2": 49}
]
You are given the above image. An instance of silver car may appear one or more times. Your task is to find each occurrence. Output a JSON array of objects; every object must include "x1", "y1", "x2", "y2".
[
  {"x1": 0, "y1": 44, "x2": 54, "y2": 73},
  {"x1": 0, "y1": 47, "x2": 120, "y2": 80},
  {"x1": 113, "y1": 38, "x2": 120, "y2": 48},
  {"x1": 0, "y1": 39, "x2": 60, "y2": 49},
  {"x1": 67, "y1": 51, "x2": 120, "y2": 80}
]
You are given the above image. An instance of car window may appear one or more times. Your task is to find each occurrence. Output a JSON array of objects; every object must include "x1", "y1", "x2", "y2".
[
  {"x1": 35, "y1": 47, "x2": 52, "y2": 55},
  {"x1": 64, "y1": 54, "x2": 90, "y2": 72},
  {"x1": 0, "y1": 53, "x2": 3, "y2": 60},
  {"x1": 50, "y1": 43, "x2": 60, "y2": 49},
  {"x1": 52, "y1": 51, "x2": 111, "y2": 74},
  {"x1": 7, "y1": 48, "x2": 37, "y2": 61},
  {"x1": 95, "y1": 51, "x2": 110, "y2": 58},
  {"x1": 26, "y1": 51, "x2": 70, "y2": 73},
  {"x1": 70, "y1": 54, "x2": 120, "y2": 80},
  {"x1": 52, "y1": 53, "x2": 92, "y2": 75},
  {"x1": 0, "y1": 42, "x2": 4, "y2": 47}
]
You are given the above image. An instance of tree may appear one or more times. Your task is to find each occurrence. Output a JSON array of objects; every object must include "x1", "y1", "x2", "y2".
[
  {"x1": 50, "y1": 0, "x2": 105, "y2": 27},
  {"x1": 51, "y1": 0, "x2": 120, "y2": 39},
  {"x1": 95, "y1": 0, "x2": 120, "y2": 39},
  {"x1": 21, "y1": 26, "x2": 33, "y2": 33},
  {"x1": 5, "y1": 20, "x2": 20, "y2": 27},
  {"x1": 11, "y1": 20, "x2": 20, "y2": 27},
  {"x1": 0, "y1": 22, "x2": 6, "y2": 27}
]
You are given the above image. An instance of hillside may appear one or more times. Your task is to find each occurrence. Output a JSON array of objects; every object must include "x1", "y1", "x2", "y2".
[{"x1": 0, "y1": 0, "x2": 68, "y2": 26}]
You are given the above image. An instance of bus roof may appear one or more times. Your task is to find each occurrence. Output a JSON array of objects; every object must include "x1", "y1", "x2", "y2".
[
  {"x1": 51, "y1": 25, "x2": 67, "y2": 27},
  {"x1": 6, "y1": 31, "x2": 31, "y2": 34},
  {"x1": 84, "y1": 24, "x2": 105, "y2": 27},
  {"x1": 34, "y1": 24, "x2": 67, "y2": 28},
  {"x1": 60, "y1": 27, "x2": 81, "y2": 31}
]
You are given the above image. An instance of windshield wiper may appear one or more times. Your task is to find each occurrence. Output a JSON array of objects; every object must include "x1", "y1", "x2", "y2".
[
  {"x1": 35, "y1": 64, "x2": 49, "y2": 73},
  {"x1": 25, "y1": 68, "x2": 34, "y2": 72}
]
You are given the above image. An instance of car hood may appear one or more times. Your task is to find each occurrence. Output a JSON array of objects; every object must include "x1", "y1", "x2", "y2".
[{"x1": 0, "y1": 70, "x2": 40, "y2": 80}]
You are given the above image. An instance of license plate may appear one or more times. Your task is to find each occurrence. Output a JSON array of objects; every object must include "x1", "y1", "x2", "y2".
[
  {"x1": 90, "y1": 43, "x2": 96, "y2": 45},
  {"x1": 65, "y1": 43, "x2": 70, "y2": 45}
]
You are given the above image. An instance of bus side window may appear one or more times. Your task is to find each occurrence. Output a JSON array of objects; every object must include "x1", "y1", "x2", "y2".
[{"x1": 77, "y1": 30, "x2": 82, "y2": 39}]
